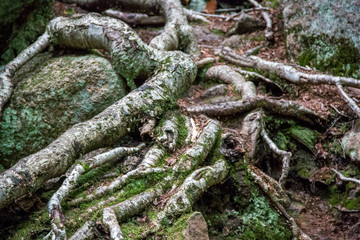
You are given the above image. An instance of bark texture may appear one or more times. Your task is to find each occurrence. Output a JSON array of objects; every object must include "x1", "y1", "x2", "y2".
[{"x1": 0, "y1": 13, "x2": 197, "y2": 210}]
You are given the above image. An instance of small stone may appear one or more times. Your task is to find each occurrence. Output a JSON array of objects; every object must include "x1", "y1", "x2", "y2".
[{"x1": 184, "y1": 212, "x2": 209, "y2": 240}]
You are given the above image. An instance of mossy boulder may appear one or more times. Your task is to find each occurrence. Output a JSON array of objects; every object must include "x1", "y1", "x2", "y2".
[
  {"x1": 0, "y1": 53, "x2": 127, "y2": 168},
  {"x1": 0, "y1": 0, "x2": 54, "y2": 65},
  {"x1": 283, "y1": 0, "x2": 360, "y2": 78}
]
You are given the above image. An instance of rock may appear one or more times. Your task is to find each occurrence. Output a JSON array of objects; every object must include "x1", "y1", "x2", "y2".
[
  {"x1": 341, "y1": 123, "x2": 360, "y2": 162},
  {"x1": 226, "y1": 13, "x2": 266, "y2": 36},
  {"x1": 0, "y1": 53, "x2": 127, "y2": 167},
  {"x1": 0, "y1": 0, "x2": 54, "y2": 65},
  {"x1": 283, "y1": 0, "x2": 360, "y2": 77},
  {"x1": 184, "y1": 212, "x2": 209, "y2": 240}
]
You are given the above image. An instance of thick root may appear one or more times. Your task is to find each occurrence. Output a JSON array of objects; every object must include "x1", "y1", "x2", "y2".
[
  {"x1": 0, "y1": 13, "x2": 196, "y2": 210},
  {"x1": 205, "y1": 65, "x2": 256, "y2": 100},
  {"x1": 185, "y1": 97, "x2": 323, "y2": 125}
]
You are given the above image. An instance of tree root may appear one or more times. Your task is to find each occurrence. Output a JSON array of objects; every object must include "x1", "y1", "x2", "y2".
[
  {"x1": 205, "y1": 65, "x2": 256, "y2": 100},
  {"x1": 155, "y1": 159, "x2": 229, "y2": 227},
  {"x1": 248, "y1": 0, "x2": 273, "y2": 41},
  {"x1": 0, "y1": 13, "x2": 196, "y2": 210},
  {"x1": 48, "y1": 144, "x2": 144, "y2": 239},
  {"x1": 249, "y1": 165, "x2": 312, "y2": 240},
  {"x1": 0, "y1": 33, "x2": 50, "y2": 118},
  {"x1": 62, "y1": 0, "x2": 200, "y2": 57},
  {"x1": 261, "y1": 129, "x2": 292, "y2": 186},
  {"x1": 217, "y1": 47, "x2": 360, "y2": 116},
  {"x1": 332, "y1": 168, "x2": 360, "y2": 185},
  {"x1": 185, "y1": 97, "x2": 323, "y2": 125}
]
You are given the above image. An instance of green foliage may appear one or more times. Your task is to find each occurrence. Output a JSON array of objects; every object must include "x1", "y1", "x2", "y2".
[{"x1": 236, "y1": 192, "x2": 292, "y2": 240}]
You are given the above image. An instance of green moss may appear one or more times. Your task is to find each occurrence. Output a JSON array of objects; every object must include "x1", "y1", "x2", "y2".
[
  {"x1": 210, "y1": 29, "x2": 225, "y2": 36},
  {"x1": 163, "y1": 212, "x2": 194, "y2": 239},
  {"x1": 0, "y1": 0, "x2": 54, "y2": 65},
  {"x1": 288, "y1": 125, "x2": 319, "y2": 151},
  {"x1": 235, "y1": 192, "x2": 292, "y2": 240},
  {"x1": 175, "y1": 112, "x2": 189, "y2": 147},
  {"x1": 8, "y1": 205, "x2": 49, "y2": 239},
  {"x1": 0, "y1": 54, "x2": 127, "y2": 167},
  {"x1": 297, "y1": 35, "x2": 360, "y2": 78}
]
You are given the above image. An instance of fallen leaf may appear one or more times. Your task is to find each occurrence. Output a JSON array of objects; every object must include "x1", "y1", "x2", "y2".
[{"x1": 206, "y1": 0, "x2": 217, "y2": 14}]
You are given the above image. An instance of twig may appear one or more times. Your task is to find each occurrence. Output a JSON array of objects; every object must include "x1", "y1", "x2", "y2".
[
  {"x1": 331, "y1": 168, "x2": 360, "y2": 185},
  {"x1": 226, "y1": 7, "x2": 270, "y2": 21},
  {"x1": 329, "y1": 104, "x2": 348, "y2": 117}
]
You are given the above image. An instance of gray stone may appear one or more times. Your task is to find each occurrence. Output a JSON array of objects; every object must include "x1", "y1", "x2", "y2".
[
  {"x1": 227, "y1": 13, "x2": 266, "y2": 36},
  {"x1": 283, "y1": 0, "x2": 360, "y2": 77},
  {"x1": 184, "y1": 212, "x2": 209, "y2": 240},
  {"x1": 0, "y1": 53, "x2": 127, "y2": 167}
]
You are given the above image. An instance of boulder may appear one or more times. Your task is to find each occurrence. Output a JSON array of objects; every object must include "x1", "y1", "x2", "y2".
[
  {"x1": 0, "y1": 53, "x2": 127, "y2": 167},
  {"x1": 283, "y1": 0, "x2": 360, "y2": 77}
]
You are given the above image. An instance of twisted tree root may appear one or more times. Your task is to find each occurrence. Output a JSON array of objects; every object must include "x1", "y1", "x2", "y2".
[
  {"x1": 61, "y1": 0, "x2": 200, "y2": 57},
  {"x1": 205, "y1": 65, "x2": 256, "y2": 100},
  {"x1": 332, "y1": 168, "x2": 360, "y2": 185},
  {"x1": 0, "y1": 13, "x2": 197, "y2": 210},
  {"x1": 185, "y1": 97, "x2": 323, "y2": 125},
  {"x1": 48, "y1": 144, "x2": 144, "y2": 239}
]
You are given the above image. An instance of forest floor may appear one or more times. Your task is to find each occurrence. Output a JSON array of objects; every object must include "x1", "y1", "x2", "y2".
[{"x1": 1, "y1": 1, "x2": 358, "y2": 239}]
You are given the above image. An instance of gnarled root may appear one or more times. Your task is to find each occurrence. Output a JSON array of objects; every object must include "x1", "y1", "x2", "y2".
[
  {"x1": 186, "y1": 97, "x2": 323, "y2": 125},
  {"x1": 62, "y1": 0, "x2": 200, "y2": 57},
  {"x1": 0, "y1": 13, "x2": 196, "y2": 210}
]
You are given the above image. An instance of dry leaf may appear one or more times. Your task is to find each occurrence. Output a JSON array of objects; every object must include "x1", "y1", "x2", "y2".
[{"x1": 206, "y1": 0, "x2": 217, "y2": 14}]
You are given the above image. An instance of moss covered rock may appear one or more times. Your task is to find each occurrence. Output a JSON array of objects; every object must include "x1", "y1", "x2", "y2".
[
  {"x1": 0, "y1": 53, "x2": 127, "y2": 167},
  {"x1": 0, "y1": 0, "x2": 54, "y2": 65},
  {"x1": 283, "y1": 0, "x2": 360, "y2": 78}
]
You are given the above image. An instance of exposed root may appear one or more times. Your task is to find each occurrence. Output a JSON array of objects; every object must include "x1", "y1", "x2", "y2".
[
  {"x1": 103, "y1": 208, "x2": 123, "y2": 240},
  {"x1": 239, "y1": 110, "x2": 262, "y2": 159},
  {"x1": 68, "y1": 221, "x2": 101, "y2": 240},
  {"x1": 0, "y1": 33, "x2": 50, "y2": 117},
  {"x1": 196, "y1": 57, "x2": 216, "y2": 68},
  {"x1": 48, "y1": 144, "x2": 144, "y2": 239},
  {"x1": 261, "y1": 129, "x2": 292, "y2": 186},
  {"x1": 248, "y1": 0, "x2": 273, "y2": 41},
  {"x1": 111, "y1": 176, "x2": 172, "y2": 222},
  {"x1": 205, "y1": 65, "x2": 256, "y2": 100},
  {"x1": 156, "y1": 112, "x2": 179, "y2": 151},
  {"x1": 138, "y1": 144, "x2": 166, "y2": 169},
  {"x1": 0, "y1": 13, "x2": 196, "y2": 210},
  {"x1": 174, "y1": 119, "x2": 221, "y2": 172},
  {"x1": 217, "y1": 47, "x2": 360, "y2": 88},
  {"x1": 104, "y1": 8, "x2": 210, "y2": 26},
  {"x1": 335, "y1": 82, "x2": 360, "y2": 117},
  {"x1": 155, "y1": 159, "x2": 229, "y2": 229},
  {"x1": 63, "y1": 0, "x2": 200, "y2": 57},
  {"x1": 249, "y1": 165, "x2": 312, "y2": 240},
  {"x1": 234, "y1": 68, "x2": 282, "y2": 91},
  {"x1": 185, "y1": 97, "x2": 323, "y2": 125},
  {"x1": 70, "y1": 167, "x2": 165, "y2": 205},
  {"x1": 332, "y1": 168, "x2": 360, "y2": 185}
]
